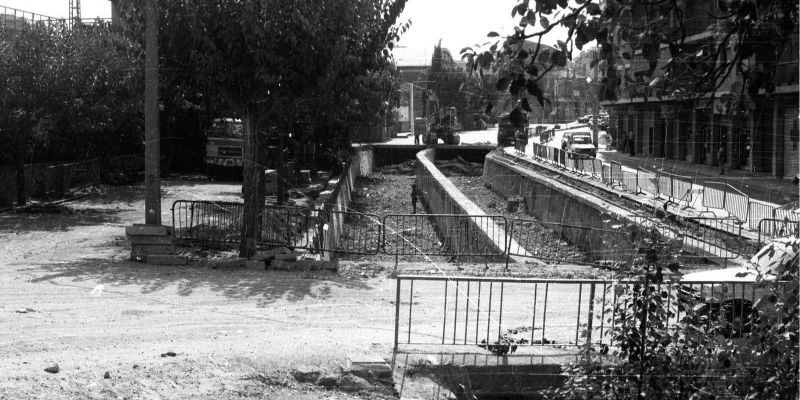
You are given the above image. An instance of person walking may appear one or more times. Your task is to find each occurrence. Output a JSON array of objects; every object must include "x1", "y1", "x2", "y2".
[
  {"x1": 411, "y1": 183, "x2": 419, "y2": 214},
  {"x1": 717, "y1": 144, "x2": 727, "y2": 175},
  {"x1": 627, "y1": 130, "x2": 635, "y2": 156}
]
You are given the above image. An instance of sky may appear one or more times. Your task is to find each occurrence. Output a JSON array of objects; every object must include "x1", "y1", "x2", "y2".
[
  {"x1": 394, "y1": 0, "x2": 569, "y2": 66},
  {"x1": 0, "y1": 0, "x2": 110, "y2": 19},
  {"x1": 0, "y1": 0, "x2": 569, "y2": 64}
]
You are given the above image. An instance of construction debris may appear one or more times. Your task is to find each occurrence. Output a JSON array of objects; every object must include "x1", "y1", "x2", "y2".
[
  {"x1": 434, "y1": 156, "x2": 483, "y2": 176},
  {"x1": 378, "y1": 160, "x2": 416, "y2": 175}
]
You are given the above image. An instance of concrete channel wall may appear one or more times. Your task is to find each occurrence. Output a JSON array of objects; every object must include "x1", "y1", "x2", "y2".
[
  {"x1": 415, "y1": 148, "x2": 528, "y2": 262},
  {"x1": 484, "y1": 150, "x2": 638, "y2": 261},
  {"x1": 317, "y1": 147, "x2": 374, "y2": 257}
]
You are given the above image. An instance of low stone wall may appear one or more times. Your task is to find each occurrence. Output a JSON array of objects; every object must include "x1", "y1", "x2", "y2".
[
  {"x1": 484, "y1": 150, "x2": 637, "y2": 262},
  {"x1": 415, "y1": 148, "x2": 527, "y2": 262}
]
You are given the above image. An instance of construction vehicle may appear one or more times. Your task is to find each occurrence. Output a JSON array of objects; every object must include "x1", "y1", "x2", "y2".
[{"x1": 423, "y1": 106, "x2": 462, "y2": 145}]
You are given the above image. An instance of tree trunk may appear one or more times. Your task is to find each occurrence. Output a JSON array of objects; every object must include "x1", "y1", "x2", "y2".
[
  {"x1": 239, "y1": 105, "x2": 260, "y2": 258},
  {"x1": 277, "y1": 130, "x2": 287, "y2": 205},
  {"x1": 256, "y1": 125, "x2": 267, "y2": 207},
  {"x1": 13, "y1": 126, "x2": 26, "y2": 206}
]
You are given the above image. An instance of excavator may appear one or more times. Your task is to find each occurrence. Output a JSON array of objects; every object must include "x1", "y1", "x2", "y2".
[{"x1": 416, "y1": 89, "x2": 462, "y2": 145}]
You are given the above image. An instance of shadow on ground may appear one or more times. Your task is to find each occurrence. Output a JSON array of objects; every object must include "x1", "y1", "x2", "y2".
[
  {"x1": 0, "y1": 206, "x2": 129, "y2": 233},
  {"x1": 25, "y1": 257, "x2": 374, "y2": 308}
]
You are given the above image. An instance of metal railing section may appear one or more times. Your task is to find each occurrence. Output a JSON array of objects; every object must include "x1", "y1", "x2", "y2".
[
  {"x1": 681, "y1": 217, "x2": 744, "y2": 260},
  {"x1": 747, "y1": 200, "x2": 776, "y2": 231},
  {"x1": 259, "y1": 205, "x2": 317, "y2": 250},
  {"x1": 636, "y1": 168, "x2": 659, "y2": 197},
  {"x1": 319, "y1": 209, "x2": 382, "y2": 255},
  {"x1": 757, "y1": 218, "x2": 800, "y2": 245},
  {"x1": 172, "y1": 200, "x2": 243, "y2": 245},
  {"x1": 393, "y1": 275, "x2": 788, "y2": 355}
]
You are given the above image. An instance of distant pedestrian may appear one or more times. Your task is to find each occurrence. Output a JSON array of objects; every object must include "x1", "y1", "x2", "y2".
[
  {"x1": 717, "y1": 145, "x2": 727, "y2": 175},
  {"x1": 627, "y1": 130, "x2": 635, "y2": 156},
  {"x1": 414, "y1": 127, "x2": 420, "y2": 145},
  {"x1": 411, "y1": 183, "x2": 419, "y2": 214}
]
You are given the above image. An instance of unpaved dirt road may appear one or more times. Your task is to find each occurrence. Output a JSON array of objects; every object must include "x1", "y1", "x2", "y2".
[{"x1": 0, "y1": 178, "x2": 400, "y2": 399}]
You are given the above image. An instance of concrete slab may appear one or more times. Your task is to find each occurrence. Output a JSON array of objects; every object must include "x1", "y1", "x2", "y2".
[
  {"x1": 346, "y1": 352, "x2": 392, "y2": 379},
  {"x1": 125, "y1": 224, "x2": 171, "y2": 236}
]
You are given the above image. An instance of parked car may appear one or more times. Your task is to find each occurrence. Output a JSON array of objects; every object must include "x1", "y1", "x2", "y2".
[
  {"x1": 497, "y1": 111, "x2": 529, "y2": 147},
  {"x1": 679, "y1": 237, "x2": 798, "y2": 338},
  {"x1": 561, "y1": 131, "x2": 597, "y2": 158},
  {"x1": 577, "y1": 114, "x2": 592, "y2": 124}
]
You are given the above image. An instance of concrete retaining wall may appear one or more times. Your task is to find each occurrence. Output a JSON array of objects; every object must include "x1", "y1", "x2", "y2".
[
  {"x1": 317, "y1": 149, "x2": 375, "y2": 258},
  {"x1": 415, "y1": 148, "x2": 527, "y2": 262},
  {"x1": 484, "y1": 150, "x2": 636, "y2": 262}
]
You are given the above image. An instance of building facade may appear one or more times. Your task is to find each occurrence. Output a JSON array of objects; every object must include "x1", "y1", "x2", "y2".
[{"x1": 600, "y1": 2, "x2": 799, "y2": 179}]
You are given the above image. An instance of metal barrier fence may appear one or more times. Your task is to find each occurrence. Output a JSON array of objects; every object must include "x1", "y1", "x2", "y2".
[
  {"x1": 681, "y1": 217, "x2": 744, "y2": 260},
  {"x1": 748, "y1": 200, "x2": 776, "y2": 231},
  {"x1": 758, "y1": 218, "x2": 800, "y2": 245},
  {"x1": 319, "y1": 210, "x2": 382, "y2": 255},
  {"x1": 774, "y1": 207, "x2": 800, "y2": 223},
  {"x1": 260, "y1": 205, "x2": 318, "y2": 250},
  {"x1": 636, "y1": 168, "x2": 659, "y2": 196},
  {"x1": 610, "y1": 162, "x2": 623, "y2": 187},
  {"x1": 393, "y1": 275, "x2": 785, "y2": 355},
  {"x1": 657, "y1": 172, "x2": 694, "y2": 205},
  {"x1": 591, "y1": 159, "x2": 603, "y2": 180},
  {"x1": 172, "y1": 200, "x2": 244, "y2": 245},
  {"x1": 518, "y1": 146, "x2": 794, "y2": 240},
  {"x1": 601, "y1": 164, "x2": 611, "y2": 185},
  {"x1": 382, "y1": 214, "x2": 507, "y2": 257},
  {"x1": 506, "y1": 218, "x2": 637, "y2": 267},
  {"x1": 703, "y1": 183, "x2": 727, "y2": 210}
]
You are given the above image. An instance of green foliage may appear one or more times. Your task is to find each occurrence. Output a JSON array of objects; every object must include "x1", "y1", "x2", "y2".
[
  {"x1": 0, "y1": 21, "x2": 143, "y2": 164},
  {"x1": 426, "y1": 41, "x2": 500, "y2": 127},
  {"x1": 119, "y1": 0, "x2": 407, "y2": 163},
  {"x1": 464, "y1": 0, "x2": 798, "y2": 119},
  {"x1": 547, "y1": 236, "x2": 799, "y2": 399}
]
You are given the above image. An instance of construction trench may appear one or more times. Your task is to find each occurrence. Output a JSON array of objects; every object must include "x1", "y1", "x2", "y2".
[
  {"x1": 331, "y1": 145, "x2": 743, "y2": 399},
  {"x1": 168, "y1": 143, "x2": 756, "y2": 399}
]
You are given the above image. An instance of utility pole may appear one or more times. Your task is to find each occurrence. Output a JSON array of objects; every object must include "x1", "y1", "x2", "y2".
[
  {"x1": 144, "y1": 0, "x2": 160, "y2": 225},
  {"x1": 408, "y1": 83, "x2": 414, "y2": 139},
  {"x1": 592, "y1": 65, "x2": 599, "y2": 146}
]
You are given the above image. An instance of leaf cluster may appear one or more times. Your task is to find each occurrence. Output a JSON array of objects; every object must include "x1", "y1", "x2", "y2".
[
  {"x1": 0, "y1": 21, "x2": 144, "y2": 163},
  {"x1": 547, "y1": 234, "x2": 799, "y2": 399},
  {"x1": 468, "y1": 0, "x2": 798, "y2": 119}
]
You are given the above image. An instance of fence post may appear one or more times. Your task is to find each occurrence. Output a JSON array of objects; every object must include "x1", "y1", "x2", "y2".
[
  {"x1": 586, "y1": 283, "x2": 596, "y2": 348},
  {"x1": 392, "y1": 277, "x2": 401, "y2": 369}
]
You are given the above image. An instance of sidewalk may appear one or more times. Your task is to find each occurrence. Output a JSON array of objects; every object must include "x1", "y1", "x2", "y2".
[{"x1": 598, "y1": 149, "x2": 799, "y2": 206}]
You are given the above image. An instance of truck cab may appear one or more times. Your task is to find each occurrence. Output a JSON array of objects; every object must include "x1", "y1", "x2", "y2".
[{"x1": 561, "y1": 131, "x2": 597, "y2": 158}]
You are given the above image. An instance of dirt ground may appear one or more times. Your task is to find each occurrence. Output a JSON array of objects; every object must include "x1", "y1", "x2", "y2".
[
  {"x1": 0, "y1": 174, "x2": 609, "y2": 400},
  {"x1": 0, "y1": 177, "x2": 404, "y2": 400}
]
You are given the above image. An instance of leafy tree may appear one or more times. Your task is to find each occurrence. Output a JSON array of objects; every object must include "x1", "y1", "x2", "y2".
[
  {"x1": 462, "y1": 0, "x2": 798, "y2": 117},
  {"x1": 0, "y1": 21, "x2": 143, "y2": 205},
  {"x1": 425, "y1": 41, "x2": 498, "y2": 129},
  {"x1": 118, "y1": 0, "x2": 407, "y2": 257},
  {"x1": 547, "y1": 236, "x2": 799, "y2": 399}
]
